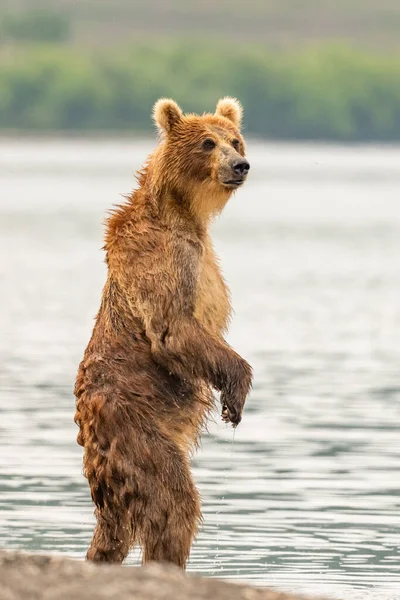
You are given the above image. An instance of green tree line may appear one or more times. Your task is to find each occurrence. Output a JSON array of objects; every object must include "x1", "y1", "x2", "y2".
[{"x1": 1, "y1": 42, "x2": 400, "y2": 140}]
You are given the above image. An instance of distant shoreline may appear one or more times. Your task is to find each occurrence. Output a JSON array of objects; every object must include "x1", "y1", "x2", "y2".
[
  {"x1": 1, "y1": 131, "x2": 400, "y2": 149},
  {"x1": 2, "y1": 42, "x2": 400, "y2": 143}
]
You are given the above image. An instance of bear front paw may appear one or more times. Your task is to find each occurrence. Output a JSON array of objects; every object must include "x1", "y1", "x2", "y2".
[
  {"x1": 220, "y1": 392, "x2": 244, "y2": 427},
  {"x1": 220, "y1": 359, "x2": 252, "y2": 427}
]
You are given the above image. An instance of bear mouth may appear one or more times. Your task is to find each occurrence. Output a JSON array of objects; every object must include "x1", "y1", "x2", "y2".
[{"x1": 222, "y1": 179, "x2": 244, "y2": 188}]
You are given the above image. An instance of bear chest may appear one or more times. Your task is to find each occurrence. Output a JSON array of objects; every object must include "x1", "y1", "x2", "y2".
[{"x1": 194, "y1": 243, "x2": 231, "y2": 337}]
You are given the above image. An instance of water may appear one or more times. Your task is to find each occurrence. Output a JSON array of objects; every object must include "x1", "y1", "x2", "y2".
[{"x1": 1, "y1": 138, "x2": 400, "y2": 599}]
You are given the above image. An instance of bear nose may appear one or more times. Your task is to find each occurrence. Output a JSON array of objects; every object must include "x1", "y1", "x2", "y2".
[{"x1": 232, "y1": 159, "x2": 250, "y2": 177}]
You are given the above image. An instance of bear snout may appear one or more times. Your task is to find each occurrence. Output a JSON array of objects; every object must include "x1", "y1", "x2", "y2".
[
  {"x1": 231, "y1": 159, "x2": 250, "y2": 177},
  {"x1": 220, "y1": 158, "x2": 250, "y2": 187}
]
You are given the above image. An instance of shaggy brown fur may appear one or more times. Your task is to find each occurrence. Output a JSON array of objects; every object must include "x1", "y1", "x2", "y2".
[{"x1": 74, "y1": 97, "x2": 252, "y2": 568}]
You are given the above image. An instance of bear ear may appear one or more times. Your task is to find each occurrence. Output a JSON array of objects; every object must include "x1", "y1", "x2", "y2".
[
  {"x1": 153, "y1": 98, "x2": 183, "y2": 134},
  {"x1": 215, "y1": 97, "x2": 243, "y2": 129}
]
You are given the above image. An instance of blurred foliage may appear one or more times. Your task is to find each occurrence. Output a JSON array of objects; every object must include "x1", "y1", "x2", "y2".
[
  {"x1": 1, "y1": 42, "x2": 400, "y2": 140},
  {"x1": 1, "y1": 9, "x2": 71, "y2": 43},
  {"x1": 4, "y1": 0, "x2": 400, "y2": 52}
]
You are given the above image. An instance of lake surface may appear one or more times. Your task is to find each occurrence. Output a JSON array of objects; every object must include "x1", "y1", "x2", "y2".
[{"x1": 1, "y1": 138, "x2": 400, "y2": 599}]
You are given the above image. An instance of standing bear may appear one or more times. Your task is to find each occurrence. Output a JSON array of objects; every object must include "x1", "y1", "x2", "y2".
[{"x1": 74, "y1": 97, "x2": 252, "y2": 568}]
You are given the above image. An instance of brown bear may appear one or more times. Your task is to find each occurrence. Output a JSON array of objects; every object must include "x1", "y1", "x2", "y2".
[{"x1": 74, "y1": 97, "x2": 252, "y2": 569}]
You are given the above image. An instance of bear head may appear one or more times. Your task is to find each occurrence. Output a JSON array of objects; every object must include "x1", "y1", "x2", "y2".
[{"x1": 151, "y1": 97, "x2": 250, "y2": 220}]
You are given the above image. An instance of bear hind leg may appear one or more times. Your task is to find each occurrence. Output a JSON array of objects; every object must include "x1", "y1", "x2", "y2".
[
  {"x1": 139, "y1": 458, "x2": 202, "y2": 569},
  {"x1": 86, "y1": 504, "x2": 132, "y2": 563}
]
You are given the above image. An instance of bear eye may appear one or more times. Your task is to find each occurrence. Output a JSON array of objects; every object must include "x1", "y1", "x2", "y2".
[
  {"x1": 232, "y1": 138, "x2": 240, "y2": 150},
  {"x1": 202, "y1": 138, "x2": 216, "y2": 150}
]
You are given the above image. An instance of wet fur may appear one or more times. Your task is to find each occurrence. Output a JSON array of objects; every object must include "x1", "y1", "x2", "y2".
[{"x1": 74, "y1": 98, "x2": 252, "y2": 568}]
